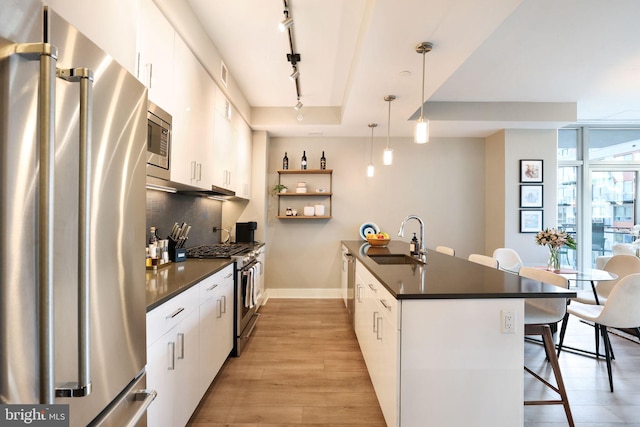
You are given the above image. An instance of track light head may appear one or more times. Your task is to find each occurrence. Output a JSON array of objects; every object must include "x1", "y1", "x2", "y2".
[
  {"x1": 290, "y1": 67, "x2": 300, "y2": 81},
  {"x1": 279, "y1": 16, "x2": 294, "y2": 31},
  {"x1": 294, "y1": 99, "x2": 303, "y2": 110}
]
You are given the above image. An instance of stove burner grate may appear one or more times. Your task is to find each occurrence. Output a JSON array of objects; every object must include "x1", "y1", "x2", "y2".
[{"x1": 186, "y1": 244, "x2": 248, "y2": 259}]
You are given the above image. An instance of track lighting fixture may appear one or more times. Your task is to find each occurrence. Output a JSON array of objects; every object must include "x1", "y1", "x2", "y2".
[
  {"x1": 280, "y1": 0, "x2": 303, "y2": 111},
  {"x1": 383, "y1": 95, "x2": 395, "y2": 165},
  {"x1": 414, "y1": 42, "x2": 433, "y2": 144},
  {"x1": 367, "y1": 123, "x2": 377, "y2": 177},
  {"x1": 279, "y1": 15, "x2": 294, "y2": 32}
]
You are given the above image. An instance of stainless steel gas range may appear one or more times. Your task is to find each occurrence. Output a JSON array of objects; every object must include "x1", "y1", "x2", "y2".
[{"x1": 186, "y1": 243, "x2": 264, "y2": 356}]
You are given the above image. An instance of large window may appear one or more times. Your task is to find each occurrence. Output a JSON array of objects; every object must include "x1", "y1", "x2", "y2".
[{"x1": 558, "y1": 127, "x2": 640, "y2": 268}]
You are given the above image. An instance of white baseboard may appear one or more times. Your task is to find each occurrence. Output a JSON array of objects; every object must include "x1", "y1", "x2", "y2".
[{"x1": 263, "y1": 288, "x2": 342, "y2": 302}]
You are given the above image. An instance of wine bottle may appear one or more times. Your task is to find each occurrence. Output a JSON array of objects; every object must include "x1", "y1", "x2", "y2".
[
  {"x1": 320, "y1": 151, "x2": 326, "y2": 170},
  {"x1": 301, "y1": 150, "x2": 307, "y2": 170},
  {"x1": 283, "y1": 152, "x2": 289, "y2": 170}
]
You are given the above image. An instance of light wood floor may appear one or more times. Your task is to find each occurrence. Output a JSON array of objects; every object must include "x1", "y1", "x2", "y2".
[
  {"x1": 188, "y1": 298, "x2": 640, "y2": 427},
  {"x1": 187, "y1": 298, "x2": 386, "y2": 426}
]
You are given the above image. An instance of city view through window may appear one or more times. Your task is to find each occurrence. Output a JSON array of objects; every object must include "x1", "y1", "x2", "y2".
[{"x1": 558, "y1": 128, "x2": 640, "y2": 268}]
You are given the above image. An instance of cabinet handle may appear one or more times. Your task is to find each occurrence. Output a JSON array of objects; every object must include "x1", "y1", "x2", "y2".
[
  {"x1": 372, "y1": 311, "x2": 379, "y2": 334},
  {"x1": 225, "y1": 273, "x2": 233, "y2": 279},
  {"x1": 356, "y1": 285, "x2": 362, "y2": 303},
  {"x1": 190, "y1": 161, "x2": 196, "y2": 180},
  {"x1": 221, "y1": 295, "x2": 227, "y2": 314},
  {"x1": 376, "y1": 317, "x2": 383, "y2": 340},
  {"x1": 166, "y1": 307, "x2": 184, "y2": 319},
  {"x1": 217, "y1": 299, "x2": 222, "y2": 318},
  {"x1": 177, "y1": 333, "x2": 185, "y2": 360},
  {"x1": 206, "y1": 284, "x2": 219, "y2": 291},
  {"x1": 380, "y1": 299, "x2": 391, "y2": 311},
  {"x1": 168, "y1": 342, "x2": 175, "y2": 370},
  {"x1": 196, "y1": 163, "x2": 202, "y2": 181},
  {"x1": 368, "y1": 283, "x2": 377, "y2": 292}
]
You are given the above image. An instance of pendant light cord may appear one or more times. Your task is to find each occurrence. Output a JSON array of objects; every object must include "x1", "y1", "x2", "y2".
[{"x1": 420, "y1": 50, "x2": 425, "y2": 121}]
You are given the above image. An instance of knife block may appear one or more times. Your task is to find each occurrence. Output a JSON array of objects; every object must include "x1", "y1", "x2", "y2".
[{"x1": 168, "y1": 238, "x2": 186, "y2": 262}]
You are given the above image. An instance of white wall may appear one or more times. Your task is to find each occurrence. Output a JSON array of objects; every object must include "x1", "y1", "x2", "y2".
[
  {"x1": 264, "y1": 136, "x2": 486, "y2": 295},
  {"x1": 500, "y1": 129, "x2": 558, "y2": 264}
]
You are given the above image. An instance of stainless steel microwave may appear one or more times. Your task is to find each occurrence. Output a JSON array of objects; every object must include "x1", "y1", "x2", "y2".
[{"x1": 146, "y1": 101, "x2": 171, "y2": 180}]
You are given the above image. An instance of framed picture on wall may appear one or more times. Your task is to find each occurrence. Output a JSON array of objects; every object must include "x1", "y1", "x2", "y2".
[
  {"x1": 520, "y1": 209, "x2": 543, "y2": 233},
  {"x1": 520, "y1": 159, "x2": 543, "y2": 183},
  {"x1": 520, "y1": 185, "x2": 543, "y2": 208}
]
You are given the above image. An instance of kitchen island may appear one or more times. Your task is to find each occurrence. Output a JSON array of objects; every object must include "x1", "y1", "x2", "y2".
[{"x1": 342, "y1": 240, "x2": 576, "y2": 427}]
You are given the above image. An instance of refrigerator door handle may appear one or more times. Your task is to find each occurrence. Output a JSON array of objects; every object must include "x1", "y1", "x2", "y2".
[
  {"x1": 14, "y1": 41, "x2": 59, "y2": 405},
  {"x1": 55, "y1": 66, "x2": 94, "y2": 399},
  {"x1": 88, "y1": 371, "x2": 157, "y2": 427}
]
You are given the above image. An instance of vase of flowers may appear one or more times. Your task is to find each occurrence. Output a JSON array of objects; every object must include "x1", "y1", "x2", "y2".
[{"x1": 535, "y1": 228, "x2": 576, "y2": 272}]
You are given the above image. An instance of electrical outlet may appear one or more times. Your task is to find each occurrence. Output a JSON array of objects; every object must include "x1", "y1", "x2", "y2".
[{"x1": 501, "y1": 310, "x2": 515, "y2": 334}]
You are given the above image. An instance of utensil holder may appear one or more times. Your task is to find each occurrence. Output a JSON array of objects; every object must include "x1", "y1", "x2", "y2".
[{"x1": 168, "y1": 238, "x2": 187, "y2": 262}]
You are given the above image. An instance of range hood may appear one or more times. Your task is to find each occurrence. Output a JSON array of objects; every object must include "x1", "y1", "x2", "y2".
[{"x1": 146, "y1": 175, "x2": 236, "y2": 197}]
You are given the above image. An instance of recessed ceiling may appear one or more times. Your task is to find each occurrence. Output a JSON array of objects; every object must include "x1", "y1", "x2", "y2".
[{"x1": 182, "y1": 0, "x2": 640, "y2": 138}]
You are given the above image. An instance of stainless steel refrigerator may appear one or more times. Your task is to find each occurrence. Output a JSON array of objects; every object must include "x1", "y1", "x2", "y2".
[{"x1": 0, "y1": 1, "x2": 155, "y2": 425}]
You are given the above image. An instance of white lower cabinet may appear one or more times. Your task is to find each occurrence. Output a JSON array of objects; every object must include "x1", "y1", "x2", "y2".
[
  {"x1": 354, "y1": 261, "x2": 399, "y2": 427},
  {"x1": 147, "y1": 264, "x2": 234, "y2": 427},
  {"x1": 198, "y1": 264, "x2": 234, "y2": 395}
]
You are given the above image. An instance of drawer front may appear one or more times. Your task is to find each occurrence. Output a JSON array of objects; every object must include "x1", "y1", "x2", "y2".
[
  {"x1": 147, "y1": 284, "x2": 199, "y2": 347},
  {"x1": 199, "y1": 264, "x2": 234, "y2": 304}
]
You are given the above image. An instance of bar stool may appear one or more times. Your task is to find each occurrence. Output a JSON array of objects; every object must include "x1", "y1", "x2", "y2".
[
  {"x1": 519, "y1": 267, "x2": 574, "y2": 427},
  {"x1": 493, "y1": 247, "x2": 523, "y2": 273},
  {"x1": 468, "y1": 254, "x2": 498, "y2": 269},
  {"x1": 435, "y1": 246, "x2": 455, "y2": 256}
]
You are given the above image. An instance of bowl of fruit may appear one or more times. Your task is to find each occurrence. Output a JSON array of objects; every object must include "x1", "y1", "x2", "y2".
[{"x1": 366, "y1": 232, "x2": 390, "y2": 247}]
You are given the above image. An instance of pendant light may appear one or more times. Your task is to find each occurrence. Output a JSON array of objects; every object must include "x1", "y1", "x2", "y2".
[
  {"x1": 367, "y1": 123, "x2": 377, "y2": 177},
  {"x1": 414, "y1": 42, "x2": 433, "y2": 144},
  {"x1": 383, "y1": 95, "x2": 395, "y2": 165}
]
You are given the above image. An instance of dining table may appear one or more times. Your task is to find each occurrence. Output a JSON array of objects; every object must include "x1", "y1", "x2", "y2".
[{"x1": 556, "y1": 267, "x2": 618, "y2": 304}]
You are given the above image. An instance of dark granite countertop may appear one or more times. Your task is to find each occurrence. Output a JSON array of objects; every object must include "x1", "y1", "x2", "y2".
[
  {"x1": 146, "y1": 258, "x2": 234, "y2": 311},
  {"x1": 145, "y1": 242, "x2": 265, "y2": 311},
  {"x1": 342, "y1": 240, "x2": 577, "y2": 300}
]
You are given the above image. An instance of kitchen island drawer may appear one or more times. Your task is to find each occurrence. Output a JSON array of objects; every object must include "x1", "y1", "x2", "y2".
[{"x1": 146, "y1": 284, "x2": 199, "y2": 347}]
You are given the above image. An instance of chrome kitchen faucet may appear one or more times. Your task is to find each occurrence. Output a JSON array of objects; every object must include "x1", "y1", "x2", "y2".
[{"x1": 398, "y1": 215, "x2": 426, "y2": 263}]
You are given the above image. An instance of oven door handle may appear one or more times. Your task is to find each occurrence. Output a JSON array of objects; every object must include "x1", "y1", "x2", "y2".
[{"x1": 241, "y1": 260, "x2": 260, "y2": 274}]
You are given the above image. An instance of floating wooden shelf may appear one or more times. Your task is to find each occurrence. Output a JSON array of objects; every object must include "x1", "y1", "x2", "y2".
[
  {"x1": 278, "y1": 192, "x2": 332, "y2": 197},
  {"x1": 277, "y1": 169, "x2": 333, "y2": 174},
  {"x1": 276, "y1": 169, "x2": 333, "y2": 219},
  {"x1": 277, "y1": 215, "x2": 332, "y2": 219}
]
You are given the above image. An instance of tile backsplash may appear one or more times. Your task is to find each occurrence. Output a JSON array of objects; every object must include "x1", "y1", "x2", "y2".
[{"x1": 146, "y1": 191, "x2": 224, "y2": 247}]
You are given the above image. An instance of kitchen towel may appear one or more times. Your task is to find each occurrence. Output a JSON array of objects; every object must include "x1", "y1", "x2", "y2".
[{"x1": 244, "y1": 268, "x2": 252, "y2": 309}]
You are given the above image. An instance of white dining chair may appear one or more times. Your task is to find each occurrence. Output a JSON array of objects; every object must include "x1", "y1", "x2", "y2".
[
  {"x1": 518, "y1": 267, "x2": 574, "y2": 426},
  {"x1": 573, "y1": 255, "x2": 640, "y2": 305},
  {"x1": 557, "y1": 273, "x2": 640, "y2": 392},
  {"x1": 435, "y1": 246, "x2": 455, "y2": 256},
  {"x1": 468, "y1": 254, "x2": 498, "y2": 269},
  {"x1": 492, "y1": 248, "x2": 523, "y2": 273},
  {"x1": 562, "y1": 255, "x2": 640, "y2": 358}
]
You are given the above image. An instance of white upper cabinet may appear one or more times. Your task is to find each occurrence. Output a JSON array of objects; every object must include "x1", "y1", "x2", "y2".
[
  {"x1": 135, "y1": 0, "x2": 251, "y2": 195},
  {"x1": 212, "y1": 94, "x2": 237, "y2": 192},
  {"x1": 171, "y1": 36, "x2": 216, "y2": 188},
  {"x1": 47, "y1": 0, "x2": 138, "y2": 74},
  {"x1": 234, "y1": 115, "x2": 252, "y2": 199},
  {"x1": 137, "y1": 0, "x2": 175, "y2": 115}
]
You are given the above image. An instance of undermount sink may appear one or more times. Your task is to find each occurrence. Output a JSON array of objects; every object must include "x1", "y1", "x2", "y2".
[{"x1": 368, "y1": 254, "x2": 424, "y2": 265}]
